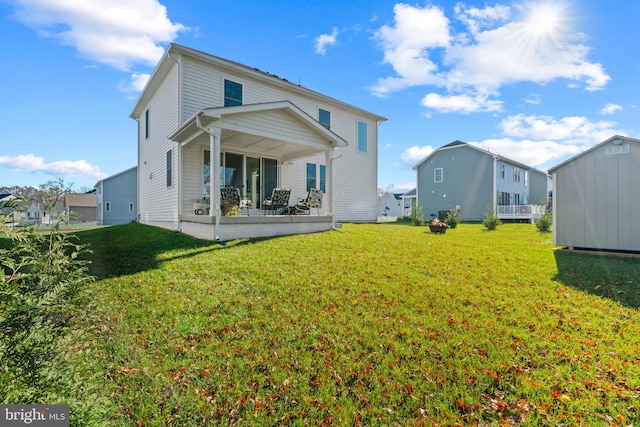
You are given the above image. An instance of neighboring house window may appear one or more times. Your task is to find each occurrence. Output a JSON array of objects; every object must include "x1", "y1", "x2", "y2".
[
  {"x1": 498, "y1": 192, "x2": 511, "y2": 205},
  {"x1": 319, "y1": 109, "x2": 330, "y2": 129},
  {"x1": 513, "y1": 167, "x2": 521, "y2": 183},
  {"x1": 514, "y1": 193, "x2": 520, "y2": 205},
  {"x1": 129, "y1": 202, "x2": 134, "y2": 212},
  {"x1": 524, "y1": 171, "x2": 528, "y2": 187},
  {"x1": 500, "y1": 164, "x2": 505, "y2": 179},
  {"x1": 105, "y1": 202, "x2": 110, "y2": 212},
  {"x1": 306, "y1": 163, "x2": 316, "y2": 191},
  {"x1": 434, "y1": 168, "x2": 443, "y2": 183},
  {"x1": 319, "y1": 164, "x2": 326, "y2": 193},
  {"x1": 166, "y1": 149, "x2": 173, "y2": 187},
  {"x1": 224, "y1": 79, "x2": 243, "y2": 106},
  {"x1": 357, "y1": 121, "x2": 367, "y2": 152},
  {"x1": 145, "y1": 109, "x2": 149, "y2": 139}
]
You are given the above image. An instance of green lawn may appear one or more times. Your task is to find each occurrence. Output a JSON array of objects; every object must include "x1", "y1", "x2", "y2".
[{"x1": 69, "y1": 222, "x2": 639, "y2": 426}]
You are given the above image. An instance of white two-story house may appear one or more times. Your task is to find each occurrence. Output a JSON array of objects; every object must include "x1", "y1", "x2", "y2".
[{"x1": 130, "y1": 44, "x2": 386, "y2": 241}]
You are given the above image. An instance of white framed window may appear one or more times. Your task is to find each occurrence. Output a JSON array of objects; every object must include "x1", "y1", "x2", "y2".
[
  {"x1": 145, "y1": 109, "x2": 149, "y2": 139},
  {"x1": 166, "y1": 149, "x2": 173, "y2": 187},
  {"x1": 224, "y1": 79, "x2": 242, "y2": 106},
  {"x1": 434, "y1": 168, "x2": 443, "y2": 183},
  {"x1": 500, "y1": 164, "x2": 505, "y2": 179},
  {"x1": 513, "y1": 167, "x2": 521, "y2": 183},
  {"x1": 357, "y1": 121, "x2": 367, "y2": 152},
  {"x1": 319, "y1": 109, "x2": 330, "y2": 129}
]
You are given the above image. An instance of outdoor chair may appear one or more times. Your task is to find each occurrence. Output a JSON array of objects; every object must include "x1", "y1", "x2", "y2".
[
  {"x1": 296, "y1": 188, "x2": 323, "y2": 215},
  {"x1": 263, "y1": 188, "x2": 291, "y2": 215},
  {"x1": 220, "y1": 186, "x2": 241, "y2": 215}
]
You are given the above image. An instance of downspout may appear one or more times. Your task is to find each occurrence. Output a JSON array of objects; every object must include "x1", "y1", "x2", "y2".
[
  {"x1": 328, "y1": 147, "x2": 343, "y2": 229},
  {"x1": 492, "y1": 156, "x2": 498, "y2": 214},
  {"x1": 195, "y1": 113, "x2": 222, "y2": 241}
]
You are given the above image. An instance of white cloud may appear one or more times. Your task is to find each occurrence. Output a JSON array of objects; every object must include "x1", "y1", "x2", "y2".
[
  {"x1": 470, "y1": 138, "x2": 581, "y2": 169},
  {"x1": 371, "y1": 3, "x2": 450, "y2": 96},
  {"x1": 372, "y1": 2, "x2": 610, "y2": 111},
  {"x1": 0, "y1": 154, "x2": 108, "y2": 180},
  {"x1": 601, "y1": 103, "x2": 623, "y2": 115},
  {"x1": 421, "y1": 91, "x2": 503, "y2": 113},
  {"x1": 314, "y1": 27, "x2": 339, "y2": 55},
  {"x1": 499, "y1": 114, "x2": 623, "y2": 145},
  {"x1": 118, "y1": 73, "x2": 151, "y2": 94},
  {"x1": 401, "y1": 145, "x2": 435, "y2": 167},
  {"x1": 11, "y1": 0, "x2": 186, "y2": 71},
  {"x1": 525, "y1": 93, "x2": 541, "y2": 105}
]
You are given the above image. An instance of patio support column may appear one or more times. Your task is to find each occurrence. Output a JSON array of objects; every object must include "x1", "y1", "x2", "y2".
[
  {"x1": 326, "y1": 149, "x2": 335, "y2": 225},
  {"x1": 209, "y1": 127, "x2": 222, "y2": 240}
]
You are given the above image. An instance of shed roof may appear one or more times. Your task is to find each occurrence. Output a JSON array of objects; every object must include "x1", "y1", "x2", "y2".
[{"x1": 548, "y1": 135, "x2": 640, "y2": 172}]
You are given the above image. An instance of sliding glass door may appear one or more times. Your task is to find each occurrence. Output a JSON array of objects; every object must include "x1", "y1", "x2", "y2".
[{"x1": 203, "y1": 150, "x2": 278, "y2": 208}]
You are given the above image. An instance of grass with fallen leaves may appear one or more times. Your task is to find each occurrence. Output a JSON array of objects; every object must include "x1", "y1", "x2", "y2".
[{"x1": 72, "y1": 222, "x2": 639, "y2": 426}]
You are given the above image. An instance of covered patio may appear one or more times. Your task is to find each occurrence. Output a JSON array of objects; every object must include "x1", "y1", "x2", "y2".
[{"x1": 169, "y1": 101, "x2": 347, "y2": 241}]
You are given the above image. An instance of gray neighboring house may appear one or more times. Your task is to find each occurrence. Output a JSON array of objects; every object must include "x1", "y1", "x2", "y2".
[
  {"x1": 548, "y1": 135, "x2": 640, "y2": 252},
  {"x1": 413, "y1": 140, "x2": 549, "y2": 222},
  {"x1": 95, "y1": 167, "x2": 138, "y2": 225}
]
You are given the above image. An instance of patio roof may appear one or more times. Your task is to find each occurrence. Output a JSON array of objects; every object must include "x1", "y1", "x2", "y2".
[{"x1": 169, "y1": 101, "x2": 348, "y2": 162}]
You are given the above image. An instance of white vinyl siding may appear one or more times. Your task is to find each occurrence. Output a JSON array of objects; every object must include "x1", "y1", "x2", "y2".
[
  {"x1": 179, "y1": 54, "x2": 381, "y2": 222},
  {"x1": 138, "y1": 61, "x2": 180, "y2": 225}
]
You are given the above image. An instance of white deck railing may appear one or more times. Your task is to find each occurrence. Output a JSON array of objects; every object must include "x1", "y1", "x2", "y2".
[{"x1": 496, "y1": 204, "x2": 545, "y2": 218}]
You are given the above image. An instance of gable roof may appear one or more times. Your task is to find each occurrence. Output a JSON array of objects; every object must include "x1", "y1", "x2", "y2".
[
  {"x1": 131, "y1": 43, "x2": 387, "y2": 124},
  {"x1": 548, "y1": 135, "x2": 640, "y2": 173},
  {"x1": 413, "y1": 140, "x2": 547, "y2": 175},
  {"x1": 94, "y1": 166, "x2": 137, "y2": 188},
  {"x1": 170, "y1": 101, "x2": 348, "y2": 162}
]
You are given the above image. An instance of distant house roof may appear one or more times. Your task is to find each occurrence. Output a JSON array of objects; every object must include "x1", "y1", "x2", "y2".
[
  {"x1": 413, "y1": 140, "x2": 548, "y2": 174},
  {"x1": 401, "y1": 188, "x2": 416, "y2": 197},
  {"x1": 64, "y1": 193, "x2": 96, "y2": 208},
  {"x1": 94, "y1": 166, "x2": 137, "y2": 188}
]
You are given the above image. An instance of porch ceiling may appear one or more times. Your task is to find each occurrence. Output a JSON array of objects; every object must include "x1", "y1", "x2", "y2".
[{"x1": 170, "y1": 101, "x2": 347, "y2": 162}]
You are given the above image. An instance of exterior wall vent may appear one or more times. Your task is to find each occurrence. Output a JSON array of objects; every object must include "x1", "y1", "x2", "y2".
[{"x1": 605, "y1": 144, "x2": 629, "y2": 155}]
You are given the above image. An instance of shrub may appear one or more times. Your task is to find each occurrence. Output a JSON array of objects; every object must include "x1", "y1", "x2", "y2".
[
  {"x1": 411, "y1": 205, "x2": 424, "y2": 226},
  {"x1": 482, "y1": 205, "x2": 501, "y2": 230},
  {"x1": 535, "y1": 208, "x2": 552, "y2": 232},
  {"x1": 0, "y1": 179, "x2": 94, "y2": 403},
  {"x1": 444, "y1": 206, "x2": 461, "y2": 229},
  {"x1": 221, "y1": 199, "x2": 240, "y2": 216}
]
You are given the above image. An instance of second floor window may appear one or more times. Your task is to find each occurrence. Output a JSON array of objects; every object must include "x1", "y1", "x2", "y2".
[
  {"x1": 319, "y1": 109, "x2": 330, "y2": 129},
  {"x1": 513, "y1": 167, "x2": 521, "y2": 183},
  {"x1": 145, "y1": 108, "x2": 150, "y2": 139},
  {"x1": 224, "y1": 79, "x2": 243, "y2": 106},
  {"x1": 357, "y1": 121, "x2": 367, "y2": 152},
  {"x1": 434, "y1": 168, "x2": 443, "y2": 183}
]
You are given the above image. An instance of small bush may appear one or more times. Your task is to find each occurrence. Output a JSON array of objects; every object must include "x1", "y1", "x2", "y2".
[
  {"x1": 411, "y1": 205, "x2": 424, "y2": 226},
  {"x1": 444, "y1": 206, "x2": 461, "y2": 229},
  {"x1": 482, "y1": 205, "x2": 501, "y2": 230},
  {"x1": 535, "y1": 209, "x2": 552, "y2": 232},
  {"x1": 0, "y1": 179, "x2": 94, "y2": 404}
]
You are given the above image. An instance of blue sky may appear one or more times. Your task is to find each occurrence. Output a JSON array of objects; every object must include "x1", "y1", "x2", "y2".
[{"x1": 1, "y1": 0, "x2": 638, "y2": 194}]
